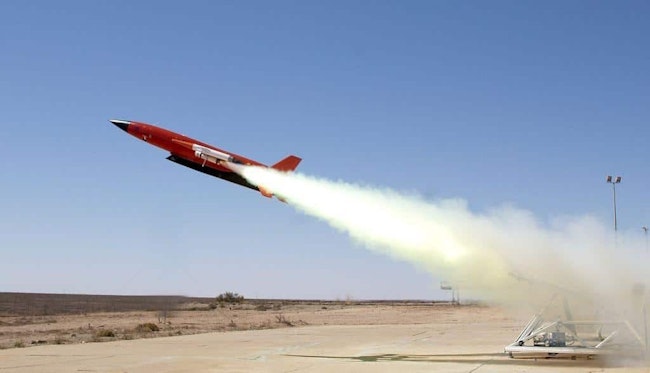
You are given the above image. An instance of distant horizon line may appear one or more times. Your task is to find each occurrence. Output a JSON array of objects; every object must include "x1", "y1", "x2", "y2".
[{"x1": 0, "y1": 291, "x2": 454, "y2": 303}]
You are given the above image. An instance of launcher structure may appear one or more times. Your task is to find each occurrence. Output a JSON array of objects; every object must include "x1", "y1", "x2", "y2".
[{"x1": 505, "y1": 294, "x2": 647, "y2": 359}]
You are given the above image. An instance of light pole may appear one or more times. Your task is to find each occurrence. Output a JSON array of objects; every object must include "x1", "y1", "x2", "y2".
[
  {"x1": 643, "y1": 226, "x2": 648, "y2": 253},
  {"x1": 606, "y1": 175, "x2": 622, "y2": 231}
]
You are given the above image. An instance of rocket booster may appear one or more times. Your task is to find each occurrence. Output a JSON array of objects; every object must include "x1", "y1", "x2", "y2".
[
  {"x1": 193, "y1": 143, "x2": 234, "y2": 164},
  {"x1": 172, "y1": 138, "x2": 240, "y2": 166}
]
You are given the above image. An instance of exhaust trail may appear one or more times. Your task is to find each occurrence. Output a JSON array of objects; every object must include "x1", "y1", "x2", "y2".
[{"x1": 234, "y1": 165, "x2": 647, "y2": 310}]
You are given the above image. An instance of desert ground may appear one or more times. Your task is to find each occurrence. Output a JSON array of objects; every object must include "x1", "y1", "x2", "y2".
[
  {"x1": 0, "y1": 294, "x2": 480, "y2": 349},
  {"x1": 0, "y1": 293, "x2": 649, "y2": 372}
]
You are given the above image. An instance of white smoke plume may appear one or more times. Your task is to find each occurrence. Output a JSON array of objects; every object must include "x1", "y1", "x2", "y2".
[{"x1": 234, "y1": 165, "x2": 648, "y2": 316}]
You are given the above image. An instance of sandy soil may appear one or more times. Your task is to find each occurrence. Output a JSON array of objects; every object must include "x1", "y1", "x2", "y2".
[{"x1": 0, "y1": 301, "x2": 494, "y2": 349}]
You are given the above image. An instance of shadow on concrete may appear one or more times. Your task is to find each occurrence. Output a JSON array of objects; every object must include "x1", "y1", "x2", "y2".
[{"x1": 285, "y1": 352, "x2": 647, "y2": 369}]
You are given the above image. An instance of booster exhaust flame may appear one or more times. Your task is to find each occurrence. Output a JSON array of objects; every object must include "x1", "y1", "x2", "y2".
[{"x1": 238, "y1": 165, "x2": 648, "y2": 313}]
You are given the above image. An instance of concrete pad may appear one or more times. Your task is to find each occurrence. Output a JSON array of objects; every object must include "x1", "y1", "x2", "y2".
[{"x1": 0, "y1": 322, "x2": 647, "y2": 372}]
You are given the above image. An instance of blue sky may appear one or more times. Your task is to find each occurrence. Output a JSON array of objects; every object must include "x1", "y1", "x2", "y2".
[{"x1": 1, "y1": 1, "x2": 648, "y2": 299}]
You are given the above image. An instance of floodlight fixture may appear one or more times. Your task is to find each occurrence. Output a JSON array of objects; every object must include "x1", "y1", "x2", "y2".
[{"x1": 606, "y1": 175, "x2": 622, "y2": 232}]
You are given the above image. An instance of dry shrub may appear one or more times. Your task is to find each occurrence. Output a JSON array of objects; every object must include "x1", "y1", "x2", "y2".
[
  {"x1": 216, "y1": 292, "x2": 244, "y2": 304},
  {"x1": 95, "y1": 329, "x2": 115, "y2": 338},
  {"x1": 135, "y1": 323, "x2": 159, "y2": 332},
  {"x1": 275, "y1": 314, "x2": 294, "y2": 327}
]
